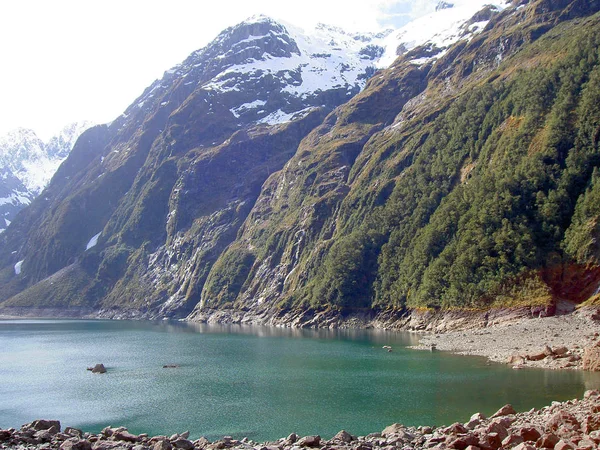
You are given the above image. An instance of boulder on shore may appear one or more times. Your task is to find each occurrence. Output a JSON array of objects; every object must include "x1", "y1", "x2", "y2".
[
  {"x1": 297, "y1": 435, "x2": 321, "y2": 447},
  {"x1": 332, "y1": 430, "x2": 353, "y2": 443},
  {"x1": 490, "y1": 404, "x2": 516, "y2": 418},
  {"x1": 583, "y1": 340, "x2": 600, "y2": 371},
  {"x1": 59, "y1": 438, "x2": 92, "y2": 450},
  {"x1": 527, "y1": 352, "x2": 547, "y2": 361},
  {"x1": 26, "y1": 420, "x2": 61, "y2": 432}
]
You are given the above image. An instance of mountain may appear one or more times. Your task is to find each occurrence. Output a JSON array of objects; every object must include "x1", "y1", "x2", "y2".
[
  {"x1": 1, "y1": 0, "x2": 599, "y2": 326},
  {"x1": 0, "y1": 122, "x2": 93, "y2": 232}
]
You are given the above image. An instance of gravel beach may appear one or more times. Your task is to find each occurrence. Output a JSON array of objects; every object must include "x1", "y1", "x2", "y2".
[{"x1": 411, "y1": 307, "x2": 600, "y2": 370}]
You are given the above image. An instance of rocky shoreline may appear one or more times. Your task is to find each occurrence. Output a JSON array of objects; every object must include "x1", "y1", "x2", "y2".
[
  {"x1": 2, "y1": 304, "x2": 600, "y2": 372},
  {"x1": 188, "y1": 305, "x2": 600, "y2": 372},
  {"x1": 2, "y1": 390, "x2": 600, "y2": 450}
]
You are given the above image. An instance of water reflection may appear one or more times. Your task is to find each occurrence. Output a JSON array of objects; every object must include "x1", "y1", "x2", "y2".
[
  {"x1": 0, "y1": 318, "x2": 421, "y2": 347},
  {"x1": 158, "y1": 320, "x2": 422, "y2": 347}
]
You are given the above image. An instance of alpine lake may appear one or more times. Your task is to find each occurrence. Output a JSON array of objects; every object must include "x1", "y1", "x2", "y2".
[{"x1": 1, "y1": 319, "x2": 599, "y2": 442}]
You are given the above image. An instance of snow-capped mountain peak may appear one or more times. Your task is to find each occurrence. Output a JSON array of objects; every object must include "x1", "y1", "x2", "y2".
[
  {"x1": 436, "y1": 1, "x2": 455, "y2": 11},
  {"x1": 111, "y1": 5, "x2": 511, "y2": 140},
  {"x1": 0, "y1": 121, "x2": 93, "y2": 232},
  {"x1": 0, "y1": 128, "x2": 46, "y2": 168},
  {"x1": 110, "y1": 15, "x2": 387, "y2": 138}
]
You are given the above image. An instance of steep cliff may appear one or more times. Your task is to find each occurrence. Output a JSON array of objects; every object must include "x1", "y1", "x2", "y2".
[
  {"x1": 191, "y1": 0, "x2": 600, "y2": 321},
  {"x1": 0, "y1": 16, "x2": 391, "y2": 317},
  {"x1": 2, "y1": 1, "x2": 600, "y2": 324}
]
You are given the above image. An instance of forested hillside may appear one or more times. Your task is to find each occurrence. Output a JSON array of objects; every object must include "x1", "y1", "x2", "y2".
[
  {"x1": 195, "y1": 0, "x2": 600, "y2": 317},
  {"x1": 1, "y1": 0, "x2": 600, "y2": 324}
]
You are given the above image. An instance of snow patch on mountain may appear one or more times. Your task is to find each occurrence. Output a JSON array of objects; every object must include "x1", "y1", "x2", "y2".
[
  {"x1": 0, "y1": 192, "x2": 32, "y2": 207},
  {"x1": 86, "y1": 232, "x2": 102, "y2": 250},
  {"x1": 378, "y1": 0, "x2": 510, "y2": 67},
  {"x1": 258, "y1": 106, "x2": 317, "y2": 126},
  {"x1": 231, "y1": 99, "x2": 267, "y2": 118},
  {"x1": 14, "y1": 260, "x2": 23, "y2": 275}
]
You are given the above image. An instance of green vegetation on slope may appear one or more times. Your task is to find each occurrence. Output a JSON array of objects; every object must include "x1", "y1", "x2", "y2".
[
  {"x1": 200, "y1": 6, "x2": 600, "y2": 315},
  {"x1": 3, "y1": 0, "x2": 600, "y2": 319},
  {"x1": 357, "y1": 15, "x2": 600, "y2": 310}
]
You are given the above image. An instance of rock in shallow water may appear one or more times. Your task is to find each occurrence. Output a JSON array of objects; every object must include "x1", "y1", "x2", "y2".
[{"x1": 88, "y1": 364, "x2": 106, "y2": 374}]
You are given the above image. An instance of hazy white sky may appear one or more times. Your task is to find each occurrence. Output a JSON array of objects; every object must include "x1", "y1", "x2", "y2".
[{"x1": 0, "y1": 0, "x2": 435, "y2": 139}]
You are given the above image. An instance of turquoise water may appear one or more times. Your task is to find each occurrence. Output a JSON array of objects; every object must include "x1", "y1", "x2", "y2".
[{"x1": 1, "y1": 320, "x2": 599, "y2": 441}]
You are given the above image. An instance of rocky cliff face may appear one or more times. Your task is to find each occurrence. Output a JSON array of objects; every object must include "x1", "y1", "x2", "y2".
[
  {"x1": 0, "y1": 15, "x2": 398, "y2": 316},
  {"x1": 189, "y1": 0, "x2": 600, "y2": 322},
  {"x1": 1, "y1": 1, "x2": 600, "y2": 323}
]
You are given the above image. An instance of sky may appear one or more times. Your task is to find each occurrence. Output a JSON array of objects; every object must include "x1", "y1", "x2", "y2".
[{"x1": 0, "y1": 0, "x2": 437, "y2": 140}]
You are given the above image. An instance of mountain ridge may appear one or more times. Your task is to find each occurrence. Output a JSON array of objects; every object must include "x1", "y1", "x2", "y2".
[{"x1": 1, "y1": 0, "x2": 600, "y2": 327}]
